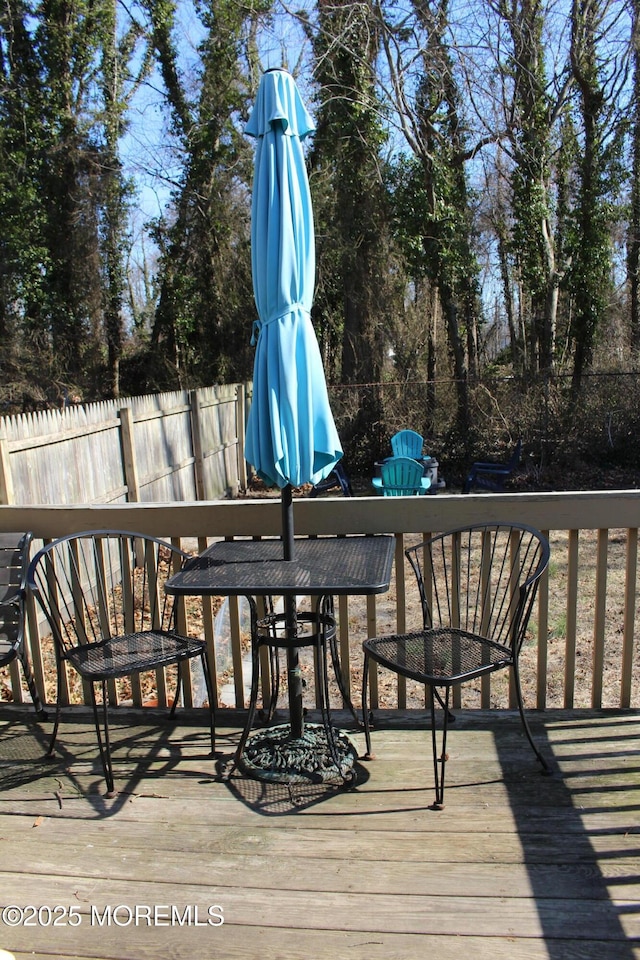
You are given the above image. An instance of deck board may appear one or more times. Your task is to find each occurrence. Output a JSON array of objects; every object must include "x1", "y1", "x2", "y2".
[{"x1": 1, "y1": 707, "x2": 640, "y2": 959}]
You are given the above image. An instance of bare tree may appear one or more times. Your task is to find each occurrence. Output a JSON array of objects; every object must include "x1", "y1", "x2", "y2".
[
  {"x1": 310, "y1": 0, "x2": 395, "y2": 385},
  {"x1": 628, "y1": 0, "x2": 640, "y2": 356},
  {"x1": 374, "y1": 0, "x2": 484, "y2": 437},
  {"x1": 488, "y1": 0, "x2": 574, "y2": 376},
  {"x1": 569, "y1": 0, "x2": 629, "y2": 389}
]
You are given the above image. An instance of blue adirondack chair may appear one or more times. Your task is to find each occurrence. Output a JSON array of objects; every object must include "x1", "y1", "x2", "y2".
[
  {"x1": 388, "y1": 429, "x2": 433, "y2": 474},
  {"x1": 372, "y1": 457, "x2": 432, "y2": 496},
  {"x1": 390, "y1": 430, "x2": 426, "y2": 460},
  {"x1": 463, "y1": 439, "x2": 522, "y2": 493},
  {"x1": 309, "y1": 462, "x2": 354, "y2": 498}
]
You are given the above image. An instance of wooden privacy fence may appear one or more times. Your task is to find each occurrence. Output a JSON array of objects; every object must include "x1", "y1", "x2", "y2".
[
  {"x1": 0, "y1": 384, "x2": 249, "y2": 506},
  {"x1": 1, "y1": 491, "x2": 640, "y2": 717}
]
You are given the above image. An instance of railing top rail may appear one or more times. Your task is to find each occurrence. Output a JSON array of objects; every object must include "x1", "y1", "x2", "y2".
[{"x1": 1, "y1": 488, "x2": 639, "y2": 540}]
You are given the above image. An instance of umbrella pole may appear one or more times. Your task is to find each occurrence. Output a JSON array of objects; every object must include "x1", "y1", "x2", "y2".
[
  {"x1": 281, "y1": 483, "x2": 295, "y2": 562},
  {"x1": 286, "y1": 597, "x2": 303, "y2": 739},
  {"x1": 282, "y1": 484, "x2": 304, "y2": 738}
]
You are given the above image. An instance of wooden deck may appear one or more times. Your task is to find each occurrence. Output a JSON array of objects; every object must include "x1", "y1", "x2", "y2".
[{"x1": 1, "y1": 706, "x2": 640, "y2": 959}]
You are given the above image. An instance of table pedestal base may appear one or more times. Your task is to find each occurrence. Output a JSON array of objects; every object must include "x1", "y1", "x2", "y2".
[{"x1": 238, "y1": 723, "x2": 358, "y2": 784}]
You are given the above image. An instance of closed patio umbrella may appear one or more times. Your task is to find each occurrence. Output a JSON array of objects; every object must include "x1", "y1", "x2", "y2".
[{"x1": 245, "y1": 68, "x2": 342, "y2": 740}]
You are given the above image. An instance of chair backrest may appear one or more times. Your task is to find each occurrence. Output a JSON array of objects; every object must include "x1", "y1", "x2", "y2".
[
  {"x1": 0, "y1": 532, "x2": 32, "y2": 660},
  {"x1": 379, "y1": 456, "x2": 428, "y2": 496},
  {"x1": 405, "y1": 523, "x2": 549, "y2": 653},
  {"x1": 390, "y1": 430, "x2": 424, "y2": 459},
  {"x1": 27, "y1": 531, "x2": 190, "y2": 658}
]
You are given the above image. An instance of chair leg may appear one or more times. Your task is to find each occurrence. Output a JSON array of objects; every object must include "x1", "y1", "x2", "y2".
[
  {"x1": 264, "y1": 602, "x2": 281, "y2": 721},
  {"x1": 428, "y1": 685, "x2": 451, "y2": 810},
  {"x1": 199, "y1": 649, "x2": 216, "y2": 756},
  {"x1": 47, "y1": 657, "x2": 65, "y2": 758},
  {"x1": 328, "y1": 631, "x2": 360, "y2": 725},
  {"x1": 19, "y1": 649, "x2": 47, "y2": 720},
  {"x1": 323, "y1": 596, "x2": 360, "y2": 727},
  {"x1": 361, "y1": 650, "x2": 374, "y2": 759},
  {"x1": 89, "y1": 681, "x2": 116, "y2": 796},
  {"x1": 47, "y1": 699, "x2": 62, "y2": 759},
  {"x1": 512, "y1": 664, "x2": 550, "y2": 773},
  {"x1": 432, "y1": 685, "x2": 456, "y2": 723},
  {"x1": 169, "y1": 666, "x2": 184, "y2": 719},
  {"x1": 266, "y1": 645, "x2": 280, "y2": 721},
  {"x1": 227, "y1": 623, "x2": 262, "y2": 777},
  {"x1": 315, "y1": 632, "x2": 342, "y2": 771},
  {"x1": 315, "y1": 617, "x2": 355, "y2": 780}
]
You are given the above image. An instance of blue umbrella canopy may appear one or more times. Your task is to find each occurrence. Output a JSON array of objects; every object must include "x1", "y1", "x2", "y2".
[{"x1": 245, "y1": 69, "x2": 342, "y2": 493}]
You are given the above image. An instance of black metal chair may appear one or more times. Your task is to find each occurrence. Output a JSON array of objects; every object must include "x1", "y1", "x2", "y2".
[
  {"x1": 362, "y1": 522, "x2": 550, "y2": 809},
  {"x1": 27, "y1": 530, "x2": 216, "y2": 796},
  {"x1": 0, "y1": 532, "x2": 46, "y2": 717},
  {"x1": 462, "y1": 439, "x2": 522, "y2": 493}
]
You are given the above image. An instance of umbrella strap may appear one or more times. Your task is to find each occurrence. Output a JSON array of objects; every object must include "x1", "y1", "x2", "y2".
[{"x1": 250, "y1": 304, "x2": 310, "y2": 344}]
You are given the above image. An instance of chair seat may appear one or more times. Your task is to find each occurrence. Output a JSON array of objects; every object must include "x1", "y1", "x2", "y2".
[
  {"x1": 364, "y1": 628, "x2": 513, "y2": 685},
  {"x1": 66, "y1": 630, "x2": 206, "y2": 681}
]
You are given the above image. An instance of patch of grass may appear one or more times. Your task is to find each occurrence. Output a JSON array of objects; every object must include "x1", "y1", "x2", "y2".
[{"x1": 550, "y1": 612, "x2": 567, "y2": 640}]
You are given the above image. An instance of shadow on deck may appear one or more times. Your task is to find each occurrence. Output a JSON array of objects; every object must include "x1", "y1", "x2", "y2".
[{"x1": 0, "y1": 706, "x2": 639, "y2": 959}]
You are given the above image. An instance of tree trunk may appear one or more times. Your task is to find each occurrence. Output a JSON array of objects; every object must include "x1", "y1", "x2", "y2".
[{"x1": 629, "y1": 0, "x2": 640, "y2": 356}]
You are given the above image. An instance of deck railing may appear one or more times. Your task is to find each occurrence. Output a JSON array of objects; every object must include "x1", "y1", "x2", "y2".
[{"x1": 1, "y1": 489, "x2": 639, "y2": 714}]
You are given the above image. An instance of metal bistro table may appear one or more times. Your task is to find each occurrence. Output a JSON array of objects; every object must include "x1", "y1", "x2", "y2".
[{"x1": 166, "y1": 535, "x2": 395, "y2": 785}]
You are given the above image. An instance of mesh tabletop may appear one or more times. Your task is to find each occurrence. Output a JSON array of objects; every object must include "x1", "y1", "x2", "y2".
[
  {"x1": 165, "y1": 536, "x2": 395, "y2": 597},
  {"x1": 364, "y1": 628, "x2": 514, "y2": 685}
]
